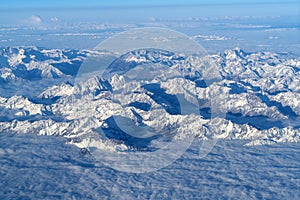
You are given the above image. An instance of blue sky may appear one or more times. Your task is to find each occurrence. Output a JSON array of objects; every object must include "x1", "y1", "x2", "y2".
[
  {"x1": 0, "y1": 0, "x2": 299, "y2": 25},
  {"x1": 2, "y1": 0, "x2": 299, "y2": 8}
]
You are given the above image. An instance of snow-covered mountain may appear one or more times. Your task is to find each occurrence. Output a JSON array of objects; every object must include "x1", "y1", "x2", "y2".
[
  {"x1": 0, "y1": 46, "x2": 299, "y2": 150},
  {"x1": 0, "y1": 46, "x2": 88, "y2": 81}
]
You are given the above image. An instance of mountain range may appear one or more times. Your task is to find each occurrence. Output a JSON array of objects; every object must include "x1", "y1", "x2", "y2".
[{"x1": 0, "y1": 46, "x2": 299, "y2": 151}]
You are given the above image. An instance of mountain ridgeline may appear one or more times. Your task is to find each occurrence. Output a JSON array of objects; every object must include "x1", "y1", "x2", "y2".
[{"x1": 0, "y1": 46, "x2": 299, "y2": 150}]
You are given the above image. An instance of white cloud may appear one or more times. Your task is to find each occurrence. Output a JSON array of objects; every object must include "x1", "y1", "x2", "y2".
[
  {"x1": 50, "y1": 17, "x2": 59, "y2": 23},
  {"x1": 22, "y1": 15, "x2": 43, "y2": 28},
  {"x1": 28, "y1": 15, "x2": 42, "y2": 24},
  {"x1": 149, "y1": 17, "x2": 157, "y2": 22}
]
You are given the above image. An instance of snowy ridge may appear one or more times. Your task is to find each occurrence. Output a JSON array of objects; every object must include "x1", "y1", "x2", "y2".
[
  {"x1": 0, "y1": 47, "x2": 299, "y2": 150},
  {"x1": 0, "y1": 46, "x2": 93, "y2": 81}
]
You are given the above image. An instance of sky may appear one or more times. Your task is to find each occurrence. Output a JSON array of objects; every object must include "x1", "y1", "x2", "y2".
[
  {"x1": 0, "y1": 1, "x2": 299, "y2": 61},
  {"x1": 0, "y1": 0, "x2": 299, "y2": 25},
  {"x1": 1, "y1": 0, "x2": 299, "y2": 8}
]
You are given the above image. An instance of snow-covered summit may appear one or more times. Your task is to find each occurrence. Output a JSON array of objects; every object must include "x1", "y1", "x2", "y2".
[
  {"x1": 0, "y1": 47, "x2": 299, "y2": 150},
  {"x1": 0, "y1": 46, "x2": 91, "y2": 81}
]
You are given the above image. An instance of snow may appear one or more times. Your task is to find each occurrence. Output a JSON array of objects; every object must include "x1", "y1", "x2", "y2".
[
  {"x1": 7, "y1": 48, "x2": 26, "y2": 67},
  {"x1": 268, "y1": 92, "x2": 300, "y2": 115},
  {"x1": 0, "y1": 68, "x2": 16, "y2": 81},
  {"x1": 0, "y1": 47, "x2": 299, "y2": 149},
  {"x1": 0, "y1": 44, "x2": 299, "y2": 198},
  {"x1": 193, "y1": 34, "x2": 231, "y2": 41},
  {"x1": 39, "y1": 83, "x2": 74, "y2": 98},
  {"x1": 0, "y1": 95, "x2": 44, "y2": 117}
]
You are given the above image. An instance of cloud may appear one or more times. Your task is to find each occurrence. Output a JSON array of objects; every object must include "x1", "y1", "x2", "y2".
[
  {"x1": 50, "y1": 17, "x2": 59, "y2": 23},
  {"x1": 29, "y1": 15, "x2": 42, "y2": 24},
  {"x1": 149, "y1": 17, "x2": 157, "y2": 22},
  {"x1": 22, "y1": 15, "x2": 43, "y2": 27}
]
